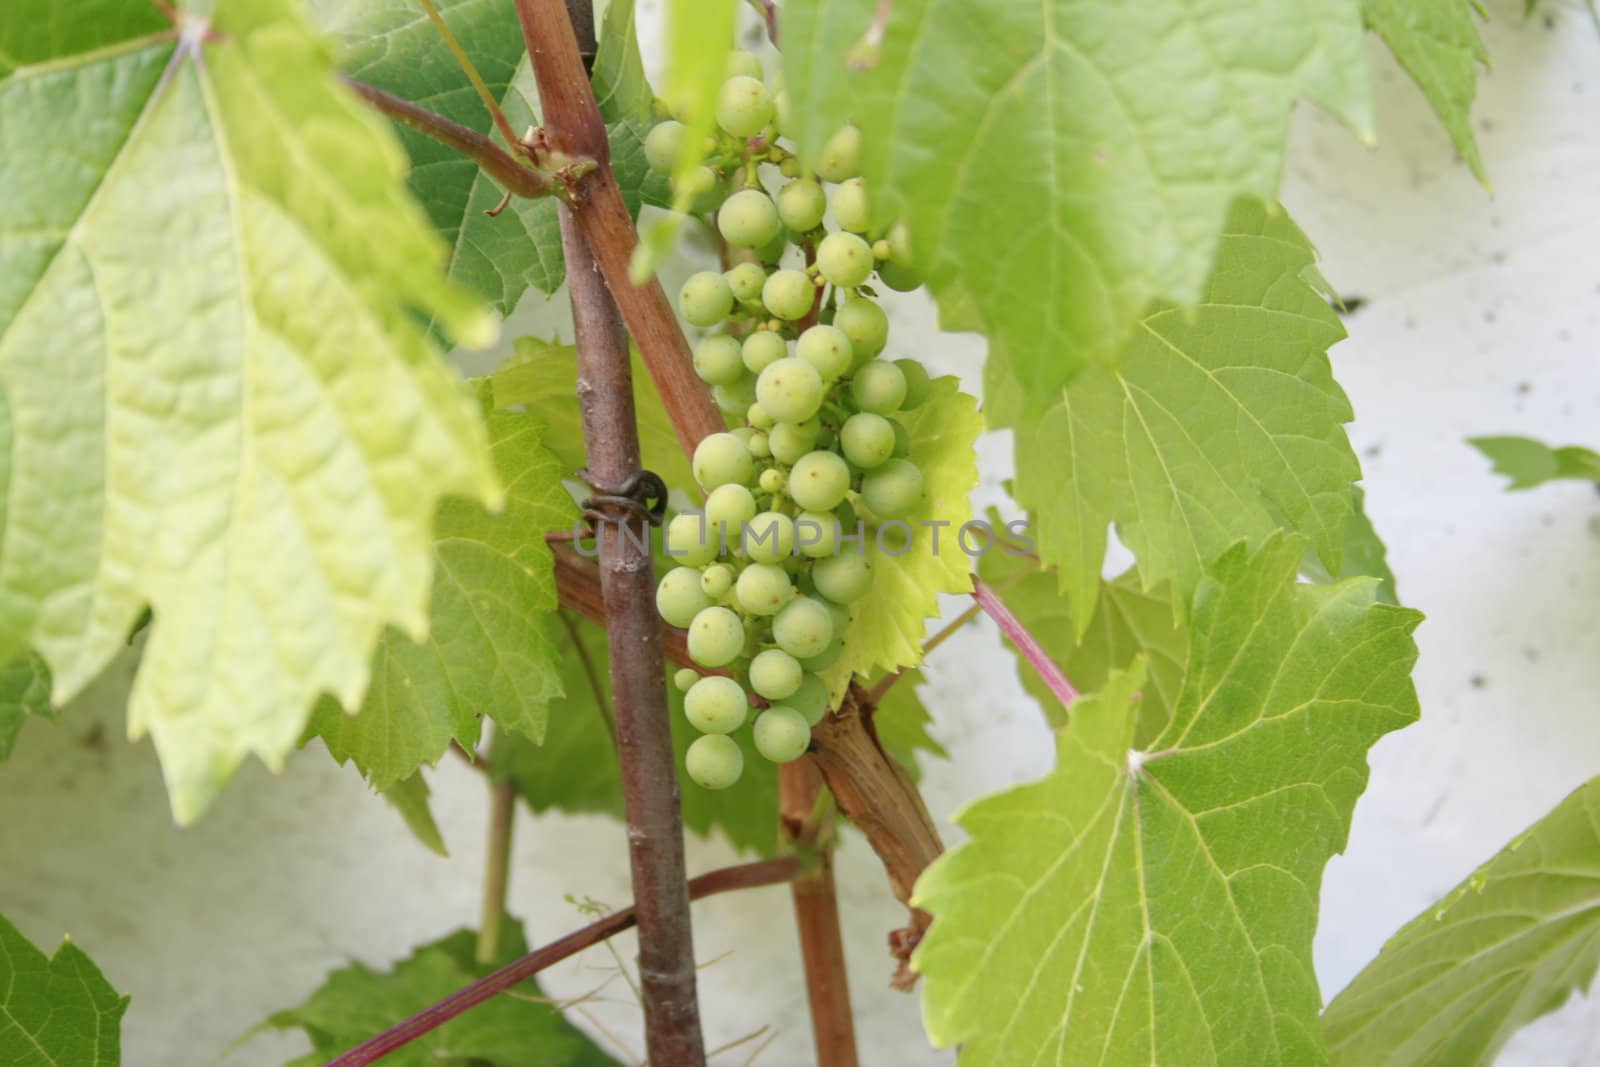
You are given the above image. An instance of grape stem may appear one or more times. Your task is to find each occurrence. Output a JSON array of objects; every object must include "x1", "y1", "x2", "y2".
[
  {"x1": 476, "y1": 775, "x2": 518, "y2": 966},
  {"x1": 416, "y1": 0, "x2": 523, "y2": 153},
  {"x1": 971, "y1": 576, "x2": 1080, "y2": 709},
  {"x1": 321, "y1": 857, "x2": 805, "y2": 1067}
]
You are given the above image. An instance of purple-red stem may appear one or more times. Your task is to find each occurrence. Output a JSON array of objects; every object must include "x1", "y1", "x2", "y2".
[{"x1": 971, "y1": 577, "x2": 1080, "y2": 709}]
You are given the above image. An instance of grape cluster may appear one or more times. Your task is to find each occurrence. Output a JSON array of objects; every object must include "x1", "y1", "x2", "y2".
[{"x1": 647, "y1": 51, "x2": 933, "y2": 791}]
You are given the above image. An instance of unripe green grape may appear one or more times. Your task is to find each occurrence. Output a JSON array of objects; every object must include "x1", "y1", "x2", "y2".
[
  {"x1": 763, "y1": 269, "x2": 816, "y2": 320},
  {"x1": 685, "y1": 733, "x2": 743, "y2": 789},
  {"x1": 735, "y1": 562, "x2": 792, "y2": 616},
  {"x1": 680, "y1": 271, "x2": 734, "y2": 327},
  {"x1": 834, "y1": 297, "x2": 888, "y2": 361},
  {"x1": 674, "y1": 667, "x2": 700, "y2": 692},
  {"x1": 666, "y1": 513, "x2": 718, "y2": 566},
  {"x1": 675, "y1": 165, "x2": 725, "y2": 213},
  {"x1": 886, "y1": 219, "x2": 914, "y2": 267},
  {"x1": 891, "y1": 418, "x2": 911, "y2": 457},
  {"x1": 812, "y1": 552, "x2": 874, "y2": 604},
  {"x1": 693, "y1": 334, "x2": 745, "y2": 386},
  {"x1": 773, "y1": 597, "x2": 834, "y2": 659},
  {"x1": 754, "y1": 706, "x2": 811, "y2": 763},
  {"x1": 794, "y1": 511, "x2": 841, "y2": 558},
  {"x1": 729, "y1": 425, "x2": 757, "y2": 449},
  {"x1": 799, "y1": 634, "x2": 843, "y2": 671},
  {"x1": 716, "y1": 75, "x2": 774, "y2": 138},
  {"x1": 872, "y1": 239, "x2": 891, "y2": 260},
  {"x1": 839, "y1": 412, "x2": 895, "y2": 470},
  {"x1": 816, "y1": 231, "x2": 875, "y2": 288},
  {"x1": 687, "y1": 606, "x2": 745, "y2": 667},
  {"x1": 718, "y1": 189, "x2": 781, "y2": 249},
  {"x1": 743, "y1": 511, "x2": 796, "y2": 563},
  {"x1": 726, "y1": 49, "x2": 762, "y2": 79},
  {"x1": 788, "y1": 450, "x2": 851, "y2": 512},
  {"x1": 684, "y1": 675, "x2": 748, "y2": 734},
  {"x1": 705, "y1": 483, "x2": 757, "y2": 538},
  {"x1": 861, "y1": 457, "x2": 925, "y2": 518},
  {"x1": 748, "y1": 431, "x2": 771, "y2": 459},
  {"x1": 776, "y1": 179, "x2": 826, "y2": 232},
  {"x1": 796, "y1": 324, "x2": 853, "y2": 380},
  {"x1": 831, "y1": 178, "x2": 870, "y2": 233},
  {"x1": 851, "y1": 360, "x2": 907, "y2": 414},
  {"x1": 788, "y1": 673, "x2": 830, "y2": 726},
  {"x1": 657, "y1": 567, "x2": 712, "y2": 627},
  {"x1": 759, "y1": 468, "x2": 785, "y2": 494},
  {"x1": 724, "y1": 261, "x2": 767, "y2": 303},
  {"x1": 746, "y1": 402, "x2": 775, "y2": 431},
  {"x1": 815, "y1": 124, "x2": 863, "y2": 182},
  {"x1": 756, "y1": 357, "x2": 824, "y2": 423},
  {"x1": 765, "y1": 422, "x2": 809, "y2": 465},
  {"x1": 876, "y1": 259, "x2": 921, "y2": 292},
  {"x1": 741, "y1": 331, "x2": 788, "y2": 375},
  {"x1": 700, "y1": 563, "x2": 735, "y2": 600},
  {"x1": 693, "y1": 432, "x2": 756, "y2": 489},
  {"x1": 714, "y1": 376, "x2": 757, "y2": 418},
  {"x1": 773, "y1": 88, "x2": 792, "y2": 135},
  {"x1": 749, "y1": 648, "x2": 803, "y2": 701},
  {"x1": 644, "y1": 120, "x2": 685, "y2": 174},
  {"x1": 894, "y1": 358, "x2": 932, "y2": 409},
  {"x1": 778, "y1": 155, "x2": 801, "y2": 178}
]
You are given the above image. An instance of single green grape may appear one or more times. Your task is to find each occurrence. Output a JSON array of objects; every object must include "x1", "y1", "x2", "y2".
[
  {"x1": 794, "y1": 510, "x2": 841, "y2": 558},
  {"x1": 656, "y1": 566, "x2": 711, "y2": 627},
  {"x1": 876, "y1": 259, "x2": 921, "y2": 292},
  {"x1": 754, "y1": 706, "x2": 811, "y2": 763},
  {"x1": 816, "y1": 232, "x2": 875, "y2": 289},
  {"x1": 796, "y1": 324, "x2": 853, "y2": 380},
  {"x1": 748, "y1": 431, "x2": 772, "y2": 459},
  {"x1": 700, "y1": 563, "x2": 735, "y2": 600},
  {"x1": 673, "y1": 667, "x2": 700, "y2": 692},
  {"x1": 741, "y1": 331, "x2": 788, "y2": 375},
  {"x1": 726, "y1": 49, "x2": 762, "y2": 80},
  {"x1": 834, "y1": 296, "x2": 888, "y2": 361},
  {"x1": 749, "y1": 648, "x2": 803, "y2": 701},
  {"x1": 831, "y1": 178, "x2": 870, "y2": 233},
  {"x1": 768, "y1": 419, "x2": 818, "y2": 465},
  {"x1": 724, "y1": 261, "x2": 768, "y2": 304},
  {"x1": 773, "y1": 88, "x2": 792, "y2": 135},
  {"x1": 715, "y1": 75, "x2": 774, "y2": 138},
  {"x1": 815, "y1": 124, "x2": 863, "y2": 182},
  {"x1": 812, "y1": 552, "x2": 874, "y2": 604},
  {"x1": 693, "y1": 334, "x2": 745, "y2": 386},
  {"x1": 788, "y1": 450, "x2": 851, "y2": 512},
  {"x1": 886, "y1": 219, "x2": 914, "y2": 267},
  {"x1": 872, "y1": 238, "x2": 892, "y2": 261},
  {"x1": 787, "y1": 673, "x2": 830, "y2": 726},
  {"x1": 839, "y1": 412, "x2": 895, "y2": 469},
  {"x1": 684, "y1": 675, "x2": 748, "y2": 734},
  {"x1": 746, "y1": 402, "x2": 775, "y2": 431},
  {"x1": 718, "y1": 189, "x2": 782, "y2": 249},
  {"x1": 743, "y1": 511, "x2": 796, "y2": 563},
  {"x1": 763, "y1": 269, "x2": 816, "y2": 321},
  {"x1": 773, "y1": 597, "x2": 834, "y2": 659},
  {"x1": 693, "y1": 432, "x2": 756, "y2": 489},
  {"x1": 861, "y1": 457, "x2": 924, "y2": 518},
  {"x1": 713, "y1": 376, "x2": 757, "y2": 418},
  {"x1": 777, "y1": 179, "x2": 827, "y2": 232},
  {"x1": 705, "y1": 482, "x2": 758, "y2": 537},
  {"x1": 778, "y1": 154, "x2": 801, "y2": 178},
  {"x1": 735, "y1": 562, "x2": 793, "y2": 616},
  {"x1": 894, "y1": 358, "x2": 932, "y2": 409},
  {"x1": 756, "y1": 357, "x2": 825, "y2": 423},
  {"x1": 850, "y1": 360, "x2": 907, "y2": 415},
  {"x1": 644, "y1": 120, "x2": 685, "y2": 174},
  {"x1": 679, "y1": 271, "x2": 734, "y2": 327},
  {"x1": 685, "y1": 733, "x2": 743, "y2": 789},
  {"x1": 687, "y1": 606, "x2": 745, "y2": 667},
  {"x1": 666, "y1": 513, "x2": 718, "y2": 566},
  {"x1": 675, "y1": 165, "x2": 725, "y2": 214},
  {"x1": 759, "y1": 468, "x2": 786, "y2": 495}
]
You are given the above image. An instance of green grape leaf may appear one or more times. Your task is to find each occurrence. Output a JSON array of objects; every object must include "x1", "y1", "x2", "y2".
[
  {"x1": 1469, "y1": 435, "x2": 1600, "y2": 490},
  {"x1": 0, "y1": 652, "x2": 53, "y2": 761},
  {"x1": 492, "y1": 336, "x2": 693, "y2": 494},
  {"x1": 267, "y1": 921, "x2": 618, "y2": 1067},
  {"x1": 913, "y1": 534, "x2": 1422, "y2": 1065},
  {"x1": 1324, "y1": 774, "x2": 1600, "y2": 1067},
  {"x1": 381, "y1": 771, "x2": 449, "y2": 857},
  {"x1": 822, "y1": 377, "x2": 982, "y2": 697},
  {"x1": 1011, "y1": 199, "x2": 1362, "y2": 633},
  {"x1": 0, "y1": 915, "x2": 127, "y2": 1066},
  {"x1": 1300, "y1": 487, "x2": 1401, "y2": 606},
  {"x1": 311, "y1": 399, "x2": 576, "y2": 791},
  {"x1": 1363, "y1": 0, "x2": 1489, "y2": 184},
  {"x1": 0, "y1": 0, "x2": 499, "y2": 822},
  {"x1": 782, "y1": 0, "x2": 1373, "y2": 401},
  {"x1": 872, "y1": 667, "x2": 948, "y2": 776}
]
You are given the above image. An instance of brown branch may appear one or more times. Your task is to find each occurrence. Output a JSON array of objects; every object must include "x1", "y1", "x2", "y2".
[
  {"x1": 780, "y1": 762, "x2": 860, "y2": 1066},
  {"x1": 323, "y1": 858, "x2": 803, "y2": 1067},
  {"x1": 342, "y1": 76, "x2": 560, "y2": 201},
  {"x1": 417, "y1": 0, "x2": 523, "y2": 152}
]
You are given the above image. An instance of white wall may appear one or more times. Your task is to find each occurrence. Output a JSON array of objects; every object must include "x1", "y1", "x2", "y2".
[{"x1": 3, "y1": 1, "x2": 1598, "y2": 1063}]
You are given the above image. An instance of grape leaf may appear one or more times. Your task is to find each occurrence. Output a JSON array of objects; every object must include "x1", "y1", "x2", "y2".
[
  {"x1": 1324, "y1": 774, "x2": 1600, "y2": 1067},
  {"x1": 781, "y1": 0, "x2": 1373, "y2": 402},
  {"x1": 0, "y1": 915, "x2": 127, "y2": 1066},
  {"x1": 267, "y1": 921, "x2": 618, "y2": 1067},
  {"x1": 1300, "y1": 486, "x2": 1402, "y2": 606},
  {"x1": 1363, "y1": 0, "x2": 1488, "y2": 183},
  {"x1": 1469, "y1": 435, "x2": 1600, "y2": 490},
  {"x1": 1010, "y1": 199, "x2": 1363, "y2": 634},
  {"x1": 821, "y1": 377, "x2": 982, "y2": 697},
  {"x1": 381, "y1": 771, "x2": 449, "y2": 857},
  {"x1": 872, "y1": 667, "x2": 948, "y2": 775},
  {"x1": 310, "y1": 398, "x2": 575, "y2": 791},
  {"x1": 913, "y1": 534, "x2": 1422, "y2": 1065},
  {"x1": 0, "y1": 0, "x2": 499, "y2": 822},
  {"x1": 0, "y1": 652, "x2": 53, "y2": 761}
]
